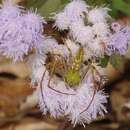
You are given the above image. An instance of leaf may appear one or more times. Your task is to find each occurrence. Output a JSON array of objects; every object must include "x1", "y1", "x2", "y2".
[
  {"x1": 98, "y1": 55, "x2": 110, "y2": 68},
  {"x1": 61, "y1": 0, "x2": 69, "y2": 4},
  {"x1": 112, "y1": 0, "x2": 130, "y2": 16},
  {"x1": 26, "y1": 0, "x2": 62, "y2": 18},
  {"x1": 110, "y1": 54, "x2": 124, "y2": 73},
  {"x1": 38, "y1": 0, "x2": 61, "y2": 18},
  {"x1": 26, "y1": 0, "x2": 47, "y2": 9},
  {"x1": 85, "y1": 0, "x2": 110, "y2": 6}
]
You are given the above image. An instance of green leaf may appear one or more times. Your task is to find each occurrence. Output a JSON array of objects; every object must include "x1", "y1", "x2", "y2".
[
  {"x1": 112, "y1": 0, "x2": 130, "y2": 16},
  {"x1": 61, "y1": 0, "x2": 69, "y2": 4},
  {"x1": 26, "y1": 0, "x2": 62, "y2": 18},
  {"x1": 98, "y1": 55, "x2": 110, "y2": 68},
  {"x1": 110, "y1": 54, "x2": 124, "y2": 73},
  {"x1": 38, "y1": 0, "x2": 61, "y2": 18},
  {"x1": 85, "y1": 0, "x2": 110, "y2": 6},
  {"x1": 26, "y1": 0, "x2": 47, "y2": 9}
]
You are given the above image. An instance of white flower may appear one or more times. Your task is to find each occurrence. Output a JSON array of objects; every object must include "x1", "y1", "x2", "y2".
[
  {"x1": 54, "y1": 0, "x2": 88, "y2": 30},
  {"x1": 83, "y1": 46, "x2": 93, "y2": 60},
  {"x1": 30, "y1": 37, "x2": 108, "y2": 126},
  {"x1": 22, "y1": 10, "x2": 45, "y2": 52},
  {"x1": 37, "y1": 69, "x2": 75, "y2": 118},
  {"x1": 0, "y1": 40, "x2": 29, "y2": 62},
  {"x1": 54, "y1": 12, "x2": 70, "y2": 30},
  {"x1": 68, "y1": 83, "x2": 107, "y2": 126},
  {"x1": 65, "y1": 39, "x2": 80, "y2": 56},
  {"x1": 64, "y1": 0, "x2": 88, "y2": 23},
  {"x1": 37, "y1": 69, "x2": 107, "y2": 126},
  {"x1": 23, "y1": 10, "x2": 45, "y2": 33},
  {"x1": 0, "y1": 2, "x2": 45, "y2": 62},
  {"x1": 88, "y1": 38, "x2": 105, "y2": 57},
  {"x1": 0, "y1": 0, "x2": 22, "y2": 21},
  {"x1": 88, "y1": 7, "x2": 110, "y2": 24},
  {"x1": 41, "y1": 37, "x2": 70, "y2": 57},
  {"x1": 111, "y1": 22, "x2": 121, "y2": 32},
  {"x1": 0, "y1": 16, "x2": 28, "y2": 62},
  {"x1": 28, "y1": 53, "x2": 46, "y2": 86},
  {"x1": 70, "y1": 21, "x2": 94, "y2": 46},
  {"x1": 92, "y1": 22, "x2": 110, "y2": 38}
]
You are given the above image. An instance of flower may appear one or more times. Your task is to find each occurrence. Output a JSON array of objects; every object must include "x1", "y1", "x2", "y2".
[
  {"x1": 64, "y1": 0, "x2": 88, "y2": 23},
  {"x1": 1, "y1": 0, "x2": 129, "y2": 127},
  {"x1": 83, "y1": 46, "x2": 93, "y2": 60},
  {"x1": 23, "y1": 10, "x2": 45, "y2": 33},
  {"x1": 92, "y1": 22, "x2": 110, "y2": 38},
  {"x1": 107, "y1": 32, "x2": 128, "y2": 55},
  {"x1": 0, "y1": 0, "x2": 22, "y2": 21},
  {"x1": 88, "y1": 7, "x2": 110, "y2": 24},
  {"x1": 41, "y1": 37, "x2": 70, "y2": 57},
  {"x1": 122, "y1": 26, "x2": 130, "y2": 42},
  {"x1": 37, "y1": 67, "x2": 107, "y2": 126},
  {"x1": 0, "y1": 1, "x2": 45, "y2": 62},
  {"x1": 22, "y1": 9, "x2": 45, "y2": 52},
  {"x1": 68, "y1": 82, "x2": 107, "y2": 126},
  {"x1": 70, "y1": 22, "x2": 94, "y2": 46},
  {"x1": 31, "y1": 35, "x2": 108, "y2": 126},
  {"x1": 0, "y1": 16, "x2": 28, "y2": 62},
  {"x1": 65, "y1": 39, "x2": 80, "y2": 56},
  {"x1": 111, "y1": 22, "x2": 121, "y2": 32},
  {"x1": 88, "y1": 38, "x2": 105, "y2": 57},
  {"x1": 54, "y1": 0, "x2": 88, "y2": 30},
  {"x1": 28, "y1": 53, "x2": 46, "y2": 86},
  {"x1": 54, "y1": 12, "x2": 70, "y2": 30}
]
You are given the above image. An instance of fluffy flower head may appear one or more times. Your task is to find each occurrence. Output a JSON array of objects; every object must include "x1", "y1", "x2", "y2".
[
  {"x1": 107, "y1": 32, "x2": 128, "y2": 55},
  {"x1": 0, "y1": 0, "x2": 22, "y2": 19},
  {"x1": 0, "y1": 1, "x2": 45, "y2": 62},
  {"x1": 70, "y1": 22, "x2": 94, "y2": 46},
  {"x1": 64, "y1": 0, "x2": 88, "y2": 23},
  {"x1": 23, "y1": 10, "x2": 45, "y2": 33},
  {"x1": 54, "y1": 12, "x2": 70, "y2": 30},
  {"x1": 88, "y1": 7, "x2": 110, "y2": 24}
]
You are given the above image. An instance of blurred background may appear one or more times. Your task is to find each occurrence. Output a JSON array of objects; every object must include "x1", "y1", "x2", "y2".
[{"x1": 0, "y1": 0, "x2": 130, "y2": 130}]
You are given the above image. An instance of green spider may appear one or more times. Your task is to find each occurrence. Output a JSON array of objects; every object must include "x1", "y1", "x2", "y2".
[
  {"x1": 40, "y1": 45, "x2": 104, "y2": 96},
  {"x1": 39, "y1": 47, "x2": 85, "y2": 95}
]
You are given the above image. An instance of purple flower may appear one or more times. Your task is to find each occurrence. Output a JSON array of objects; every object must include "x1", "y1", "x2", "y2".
[
  {"x1": 108, "y1": 32, "x2": 128, "y2": 55},
  {"x1": 122, "y1": 26, "x2": 130, "y2": 42},
  {"x1": 0, "y1": 0, "x2": 22, "y2": 19},
  {"x1": 0, "y1": 1, "x2": 45, "y2": 62},
  {"x1": 111, "y1": 22, "x2": 121, "y2": 32}
]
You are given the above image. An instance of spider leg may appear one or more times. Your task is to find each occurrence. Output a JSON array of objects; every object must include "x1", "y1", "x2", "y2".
[
  {"x1": 64, "y1": 41, "x2": 73, "y2": 58},
  {"x1": 47, "y1": 77, "x2": 76, "y2": 95},
  {"x1": 47, "y1": 57, "x2": 76, "y2": 95},
  {"x1": 40, "y1": 69, "x2": 47, "y2": 107},
  {"x1": 79, "y1": 67, "x2": 98, "y2": 115},
  {"x1": 80, "y1": 89, "x2": 96, "y2": 115},
  {"x1": 92, "y1": 65, "x2": 106, "y2": 90},
  {"x1": 81, "y1": 65, "x2": 90, "y2": 82}
]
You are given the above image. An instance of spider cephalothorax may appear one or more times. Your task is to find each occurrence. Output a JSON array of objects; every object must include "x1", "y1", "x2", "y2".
[{"x1": 64, "y1": 47, "x2": 84, "y2": 87}]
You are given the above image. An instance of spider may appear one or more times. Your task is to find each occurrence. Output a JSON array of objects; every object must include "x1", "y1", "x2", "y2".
[{"x1": 40, "y1": 47, "x2": 84, "y2": 95}]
